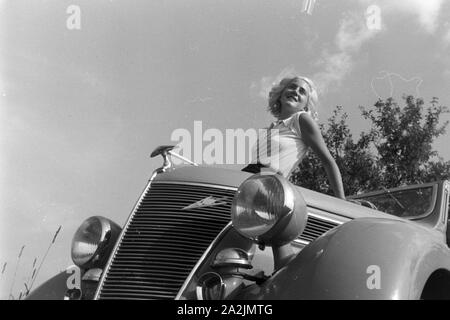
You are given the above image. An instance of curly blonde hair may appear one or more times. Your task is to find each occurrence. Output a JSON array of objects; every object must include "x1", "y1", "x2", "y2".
[{"x1": 267, "y1": 76, "x2": 319, "y2": 120}]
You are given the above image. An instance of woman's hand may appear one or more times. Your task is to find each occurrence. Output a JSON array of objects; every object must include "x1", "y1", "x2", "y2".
[{"x1": 299, "y1": 112, "x2": 346, "y2": 199}]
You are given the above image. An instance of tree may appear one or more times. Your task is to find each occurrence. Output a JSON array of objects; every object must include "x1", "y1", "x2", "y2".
[{"x1": 290, "y1": 96, "x2": 450, "y2": 196}]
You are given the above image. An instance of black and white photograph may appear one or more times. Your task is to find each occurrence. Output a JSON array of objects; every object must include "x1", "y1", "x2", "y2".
[{"x1": 1, "y1": 0, "x2": 450, "y2": 302}]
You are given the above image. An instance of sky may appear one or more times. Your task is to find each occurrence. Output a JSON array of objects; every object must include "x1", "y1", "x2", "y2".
[{"x1": 1, "y1": 0, "x2": 450, "y2": 299}]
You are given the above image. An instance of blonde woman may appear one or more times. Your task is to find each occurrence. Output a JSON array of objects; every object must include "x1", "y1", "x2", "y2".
[{"x1": 243, "y1": 76, "x2": 345, "y2": 199}]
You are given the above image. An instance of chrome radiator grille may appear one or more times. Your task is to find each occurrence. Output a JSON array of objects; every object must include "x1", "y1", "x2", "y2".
[
  {"x1": 96, "y1": 181, "x2": 343, "y2": 300},
  {"x1": 97, "y1": 182, "x2": 235, "y2": 300},
  {"x1": 299, "y1": 214, "x2": 341, "y2": 243}
]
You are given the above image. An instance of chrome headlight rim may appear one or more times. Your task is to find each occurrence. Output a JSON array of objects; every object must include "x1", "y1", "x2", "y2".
[
  {"x1": 196, "y1": 272, "x2": 225, "y2": 300},
  {"x1": 71, "y1": 216, "x2": 121, "y2": 269},
  {"x1": 231, "y1": 173, "x2": 307, "y2": 247}
]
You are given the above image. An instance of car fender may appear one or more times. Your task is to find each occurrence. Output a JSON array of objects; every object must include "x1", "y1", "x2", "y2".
[
  {"x1": 25, "y1": 270, "x2": 71, "y2": 300},
  {"x1": 240, "y1": 218, "x2": 450, "y2": 299}
]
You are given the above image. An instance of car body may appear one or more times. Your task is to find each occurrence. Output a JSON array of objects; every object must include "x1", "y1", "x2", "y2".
[{"x1": 26, "y1": 152, "x2": 450, "y2": 300}]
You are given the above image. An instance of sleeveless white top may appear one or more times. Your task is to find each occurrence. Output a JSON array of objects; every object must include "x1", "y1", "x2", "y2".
[{"x1": 250, "y1": 111, "x2": 309, "y2": 178}]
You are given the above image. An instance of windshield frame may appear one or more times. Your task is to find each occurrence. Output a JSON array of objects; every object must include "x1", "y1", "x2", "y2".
[{"x1": 349, "y1": 182, "x2": 439, "y2": 220}]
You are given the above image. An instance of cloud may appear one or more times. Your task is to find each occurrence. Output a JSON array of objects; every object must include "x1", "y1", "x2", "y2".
[
  {"x1": 311, "y1": 0, "x2": 445, "y2": 93},
  {"x1": 313, "y1": 12, "x2": 379, "y2": 94},
  {"x1": 389, "y1": 0, "x2": 443, "y2": 33},
  {"x1": 251, "y1": 11, "x2": 380, "y2": 98},
  {"x1": 245, "y1": 0, "x2": 448, "y2": 105}
]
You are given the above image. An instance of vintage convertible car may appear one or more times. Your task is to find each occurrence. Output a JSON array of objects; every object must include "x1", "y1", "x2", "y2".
[{"x1": 26, "y1": 146, "x2": 450, "y2": 300}]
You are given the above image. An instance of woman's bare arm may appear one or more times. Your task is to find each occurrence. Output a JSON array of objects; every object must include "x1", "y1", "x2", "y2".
[{"x1": 299, "y1": 113, "x2": 345, "y2": 199}]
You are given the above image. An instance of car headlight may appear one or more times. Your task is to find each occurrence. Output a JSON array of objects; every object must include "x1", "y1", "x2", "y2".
[
  {"x1": 231, "y1": 174, "x2": 307, "y2": 246},
  {"x1": 71, "y1": 216, "x2": 121, "y2": 269}
]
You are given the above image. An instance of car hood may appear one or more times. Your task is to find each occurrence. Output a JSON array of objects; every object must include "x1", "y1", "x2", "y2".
[{"x1": 152, "y1": 165, "x2": 402, "y2": 222}]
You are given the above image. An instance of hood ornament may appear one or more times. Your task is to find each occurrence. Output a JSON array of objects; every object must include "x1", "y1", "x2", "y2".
[
  {"x1": 181, "y1": 196, "x2": 230, "y2": 211},
  {"x1": 150, "y1": 145, "x2": 198, "y2": 180}
]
